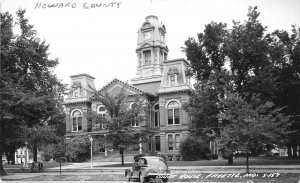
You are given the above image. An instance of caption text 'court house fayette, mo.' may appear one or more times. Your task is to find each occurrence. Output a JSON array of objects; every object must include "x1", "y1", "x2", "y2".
[{"x1": 34, "y1": 1, "x2": 122, "y2": 9}]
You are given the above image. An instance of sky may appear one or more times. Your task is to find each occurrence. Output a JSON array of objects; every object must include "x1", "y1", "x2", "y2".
[{"x1": 1, "y1": 0, "x2": 300, "y2": 89}]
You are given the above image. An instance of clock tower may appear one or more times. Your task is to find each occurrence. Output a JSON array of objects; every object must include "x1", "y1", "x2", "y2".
[{"x1": 131, "y1": 15, "x2": 168, "y2": 84}]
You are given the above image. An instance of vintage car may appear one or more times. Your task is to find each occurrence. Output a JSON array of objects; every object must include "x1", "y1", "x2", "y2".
[{"x1": 125, "y1": 155, "x2": 170, "y2": 182}]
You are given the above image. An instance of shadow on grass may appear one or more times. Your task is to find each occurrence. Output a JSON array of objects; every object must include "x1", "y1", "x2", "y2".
[{"x1": 96, "y1": 156, "x2": 300, "y2": 167}]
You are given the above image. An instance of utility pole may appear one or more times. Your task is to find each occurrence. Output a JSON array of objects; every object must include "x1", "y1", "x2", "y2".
[{"x1": 88, "y1": 135, "x2": 93, "y2": 168}]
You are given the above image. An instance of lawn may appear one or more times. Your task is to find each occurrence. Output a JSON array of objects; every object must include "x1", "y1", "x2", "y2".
[
  {"x1": 21, "y1": 173, "x2": 300, "y2": 182},
  {"x1": 3, "y1": 162, "x2": 72, "y2": 173},
  {"x1": 97, "y1": 156, "x2": 300, "y2": 167}
]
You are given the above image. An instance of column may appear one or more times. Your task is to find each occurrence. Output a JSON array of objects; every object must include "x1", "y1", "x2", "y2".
[
  {"x1": 104, "y1": 134, "x2": 108, "y2": 157},
  {"x1": 141, "y1": 50, "x2": 144, "y2": 66},
  {"x1": 139, "y1": 138, "x2": 142, "y2": 154},
  {"x1": 151, "y1": 48, "x2": 154, "y2": 65},
  {"x1": 160, "y1": 132, "x2": 166, "y2": 153}
]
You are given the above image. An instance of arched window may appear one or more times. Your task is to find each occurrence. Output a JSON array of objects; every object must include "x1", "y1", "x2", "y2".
[
  {"x1": 97, "y1": 105, "x2": 107, "y2": 129},
  {"x1": 72, "y1": 110, "x2": 82, "y2": 132},
  {"x1": 98, "y1": 105, "x2": 106, "y2": 117},
  {"x1": 129, "y1": 102, "x2": 140, "y2": 127},
  {"x1": 153, "y1": 104, "x2": 160, "y2": 127},
  {"x1": 175, "y1": 134, "x2": 181, "y2": 150},
  {"x1": 143, "y1": 23, "x2": 151, "y2": 29},
  {"x1": 167, "y1": 101, "x2": 180, "y2": 125},
  {"x1": 168, "y1": 134, "x2": 173, "y2": 150}
]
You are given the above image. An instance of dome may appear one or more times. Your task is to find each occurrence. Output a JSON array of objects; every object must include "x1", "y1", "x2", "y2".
[{"x1": 141, "y1": 15, "x2": 166, "y2": 32}]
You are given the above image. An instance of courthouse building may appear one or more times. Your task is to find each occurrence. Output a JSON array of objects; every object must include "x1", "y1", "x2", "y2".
[{"x1": 63, "y1": 15, "x2": 192, "y2": 159}]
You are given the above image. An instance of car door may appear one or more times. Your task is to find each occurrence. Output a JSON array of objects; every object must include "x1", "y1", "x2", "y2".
[{"x1": 132, "y1": 160, "x2": 140, "y2": 178}]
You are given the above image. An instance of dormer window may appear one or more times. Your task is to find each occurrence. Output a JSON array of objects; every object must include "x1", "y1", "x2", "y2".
[
  {"x1": 170, "y1": 75, "x2": 176, "y2": 86},
  {"x1": 168, "y1": 67, "x2": 179, "y2": 86},
  {"x1": 72, "y1": 81, "x2": 82, "y2": 98}
]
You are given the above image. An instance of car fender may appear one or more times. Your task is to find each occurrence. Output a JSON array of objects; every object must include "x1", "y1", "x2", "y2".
[
  {"x1": 125, "y1": 169, "x2": 131, "y2": 176},
  {"x1": 139, "y1": 167, "x2": 149, "y2": 177}
]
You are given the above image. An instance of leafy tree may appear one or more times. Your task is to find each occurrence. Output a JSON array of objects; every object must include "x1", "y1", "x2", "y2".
[
  {"x1": 182, "y1": 5, "x2": 300, "y2": 165},
  {"x1": 180, "y1": 136, "x2": 211, "y2": 161},
  {"x1": 183, "y1": 70, "x2": 232, "y2": 139},
  {"x1": 90, "y1": 86, "x2": 155, "y2": 165},
  {"x1": 184, "y1": 22, "x2": 227, "y2": 81},
  {"x1": 22, "y1": 125, "x2": 59, "y2": 161},
  {"x1": 217, "y1": 91, "x2": 291, "y2": 172},
  {"x1": 269, "y1": 27, "x2": 300, "y2": 157},
  {"x1": 0, "y1": 10, "x2": 65, "y2": 175}
]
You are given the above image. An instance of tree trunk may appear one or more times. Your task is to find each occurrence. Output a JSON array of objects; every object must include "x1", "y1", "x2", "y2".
[
  {"x1": 287, "y1": 144, "x2": 292, "y2": 157},
  {"x1": 246, "y1": 151, "x2": 249, "y2": 173},
  {"x1": 121, "y1": 150, "x2": 124, "y2": 166},
  {"x1": 0, "y1": 123, "x2": 7, "y2": 175},
  {"x1": 228, "y1": 154, "x2": 233, "y2": 165},
  {"x1": 33, "y1": 144, "x2": 38, "y2": 162},
  {"x1": 9, "y1": 146, "x2": 16, "y2": 164},
  {"x1": 292, "y1": 144, "x2": 298, "y2": 158}
]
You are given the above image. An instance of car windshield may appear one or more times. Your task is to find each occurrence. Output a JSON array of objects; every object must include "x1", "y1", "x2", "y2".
[{"x1": 147, "y1": 158, "x2": 168, "y2": 169}]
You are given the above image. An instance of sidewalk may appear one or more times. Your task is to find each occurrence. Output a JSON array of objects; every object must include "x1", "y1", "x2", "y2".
[
  {"x1": 46, "y1": 161, "x2": 300, "y2": 173},
  {"x1": 2, "y1": 162, "x2": 300, "y2": 181}
]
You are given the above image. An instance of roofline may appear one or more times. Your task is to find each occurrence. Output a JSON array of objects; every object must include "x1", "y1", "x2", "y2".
[
  {"x1": 163, "y1": 58, "x2": 189, "y2": 65},
  {"x1": 89, "y1": 78, "x2": 153, "y2": 100},
  {"x1": 70, "y1": 73, "x2": 95, "y2": 79}
]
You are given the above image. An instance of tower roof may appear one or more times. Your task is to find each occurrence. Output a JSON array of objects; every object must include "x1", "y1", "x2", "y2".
[{"x1": 141, "y1": 15, "x2": 166, "y2": 33}]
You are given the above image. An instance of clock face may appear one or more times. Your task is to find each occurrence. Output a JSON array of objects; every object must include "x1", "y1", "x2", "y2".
[{"x1": 144, "y1": 32, "x2": 151, "y2": 40}]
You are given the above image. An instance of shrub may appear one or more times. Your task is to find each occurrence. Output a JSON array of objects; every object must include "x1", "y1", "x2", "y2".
[
  {"x1": 211, "y1": 154, "x2": 218, "y2": 159},
  {"x1": 220, "y1": 148, "x2": 233, "y2": 159},
  {"x1": 65, "y1": 136, "x2": 91, "y2": 162},
  {"x1": 41, "y1": 144, "x2": 56, "y2": 162},
  {"x1": 180, "y1": 136, "x2": 211, "y2": 161}
]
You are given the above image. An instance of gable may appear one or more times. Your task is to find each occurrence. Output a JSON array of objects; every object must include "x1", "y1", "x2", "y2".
[
  {"x1": 106, "y1": 83, "x2": 139, "y2": 96},
  {"x1": 137, "y1": 42, "x2": 153, "y2": 50},
  {"x1": 96, "y1": 78, "x2": 149, "y2": 98}
]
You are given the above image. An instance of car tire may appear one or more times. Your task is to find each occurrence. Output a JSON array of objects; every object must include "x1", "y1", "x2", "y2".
[
  {"x1": 126, "y1": 174, "x2": 131, "y2": 182},
  {"x1": 139, "y1": 174, "x2": 149, "y2": 183},
  {"x1": 162, "y1": 178, "x2": 168, "y2": 182}
]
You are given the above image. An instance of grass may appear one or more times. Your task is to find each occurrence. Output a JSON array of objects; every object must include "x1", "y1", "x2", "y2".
[
  {"x1": 3, "y1": 162, "x2": 73, "y2": 173},
  {"x1": 17, "y1": 173, "x2": 300, "y2": 182},
  {"x1": 97, "y1": 156, "x2": 300, "y2": 167}
]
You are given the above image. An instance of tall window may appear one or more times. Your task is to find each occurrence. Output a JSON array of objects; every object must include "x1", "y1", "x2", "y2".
[
  {"x1": 144, "y1": 51, "x2": 151, "y2": 65},
  {"x1": 97, "y1": 105, "x2": 107, "y2": 129},
  {"x1": 149, "y1": 136, "x2": 152, "y2": 151},
  {"x1": 168, "y1": 134, "x2": 173, "y2": 150},
  {"x1": 153, "y1": 104, "x2": 160, "y2": 127},
  {"x1": 167, "y1": 134, "x2": 181, "y2": 151},
  {"x1": 175, "y1": 134, "x2": 181, "y2": 150},
  {"x1": 72, "y1": 110, "x2": 82, "y2": 132},
  {"x1": 155, "y1": 136, "x2": 160, "y2": 151},
  {"x1": 98, "y1": 106, "x2": 106, "y2": 117},
  {"x1": 170, "y1": 75, "x2": 175, "y2": 86},
  {"x1": 132, "y1": 120, "x2": 139, "y2": 127},
  {"x1": 129, "y1": 102, "x2": 139, "y2": 127},
  {"x1": 167, "y1": 101, "x2": 180, "y2": 125}
]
